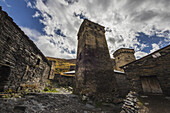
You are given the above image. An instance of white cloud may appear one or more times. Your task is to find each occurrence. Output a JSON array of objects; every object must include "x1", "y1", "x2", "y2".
[
  {"x1": 25, "y1": 0, "x2": 170, "y2": 59},
  {"x1": 32, "y1": 11, "x2": 40, "y2": 18},
  {"x1": 1, "y1": 0, "x2": 11, "y2": 7},
  {"x1": 27, "y1": 1, "x2": 33, "y2": 8},
  {"x1": 135, "y1": 51, "x2": 148, "y2": 59},
  {"x1": 20, "y1": 26, "x2": 41, "y2": 41},
  {"x1": 20, "y1": 26, "x2": 75, "y2": 59},
  {"x1": 150, "y1": 43, "x2": 160, "y2": 53}
]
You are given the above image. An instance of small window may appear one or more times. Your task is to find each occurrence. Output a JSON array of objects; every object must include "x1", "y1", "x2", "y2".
[
  {"x1": 79, "y1": 53, "x2": 82, "y2": 60},
  {"x1": 36, "y1": 58, "x2": 40, "y2": 65}
]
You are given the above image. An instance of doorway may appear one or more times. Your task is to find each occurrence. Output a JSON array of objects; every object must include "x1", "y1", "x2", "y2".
[
  {"x1": 141, "y1": 76, "x2": 162, "y2": 94},
  {"x1": 0, "y1": 65, "x2": 11, "y2": 91}
]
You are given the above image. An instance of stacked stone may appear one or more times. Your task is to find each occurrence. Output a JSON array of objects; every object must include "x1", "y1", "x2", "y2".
[
  {"x1": 120, "y1": 91, "x2": 139, "y2": 113},
  {"x1": 0, "y1": 7, "x2": 50, "y2": 92}
]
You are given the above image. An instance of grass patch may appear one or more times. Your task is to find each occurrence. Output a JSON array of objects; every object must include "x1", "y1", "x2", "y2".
[{"x1": 43, "y1": 86, "x2": 59, "y2": 93}]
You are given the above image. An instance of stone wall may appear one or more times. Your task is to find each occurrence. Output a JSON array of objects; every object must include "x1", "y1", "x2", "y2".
[
  {"x1": 74, "y1": 19, "x2": 117, "y2": 102},
  {"x1": 58, "y1": 75, "x2": 74, "y2": 86},
  {"x1": 48, "y1": 60, "x2": 56, "y2": 80},
  {"x1": 114, "y1": 72, "x2": 130, "y2": 97},
  {"x1": 122, "y1": 45, "x2": 170, "y2": 95},
  {"x1": 0, "y1": 7, "x2": 50, "y2": 92}
]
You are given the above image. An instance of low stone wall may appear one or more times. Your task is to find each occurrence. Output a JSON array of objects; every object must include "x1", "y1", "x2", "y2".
[
  {"x1": 0, "y1": 7, "x2": 50, "y2": 92},
  {"x1": 59, "y1": 75, "x2": 74, "y2": 86},
  {"x1": 54, "y1": 74, "x2": 74, "y2": 86},
  {"x1": 114, "y1": 72, "x2": 130, "y2": 97}
]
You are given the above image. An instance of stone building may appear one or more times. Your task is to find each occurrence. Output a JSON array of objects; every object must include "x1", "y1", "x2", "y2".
[
  {"x1": 121, "y1": 45, "x2": 170, "y2": 95},
  {"x1": 59, "y1": 71, "x2": 75, "y2": 86},
  {"x1": 113, "y1": 48, "x2": 136, "y2": 72},
  {"x1": 74, "y1": 19, "x2": 117, "y2": 102},
  {"x1": 46, "y1": 57, "x2": 76, "y2": 75},
  {"x1": 48, "y1": 60, "x2": 56, "y2": 80},
  {"x1": 0, "y1": 7, "x2": 50, "y2": 92},
  {"x1": 46, "y1": 57, "x2": 76, "y2": 86},
  {"x1": 109, "y1": 48, "x2": 136, "y2": 97}
]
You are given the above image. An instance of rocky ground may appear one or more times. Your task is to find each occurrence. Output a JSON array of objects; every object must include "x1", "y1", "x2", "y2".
[
  {"x1": 1, "y1": 87, "x2": 170, "y2": 113},
  {"x1": 0, "y1": 87, "x2": 122, "y2": 113},
  {"x1": 139, "y1": 94, "x2": 170, "y2": 113}
]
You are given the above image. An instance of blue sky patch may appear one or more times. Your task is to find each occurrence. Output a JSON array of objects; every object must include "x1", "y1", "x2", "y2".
[{"x1": 74, "y1": 12, "x2": 87, "y2": 20}]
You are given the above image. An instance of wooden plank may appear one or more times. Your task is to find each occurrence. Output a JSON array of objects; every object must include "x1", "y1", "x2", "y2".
[{"x1": 141, "y1": 76, "x2": 162, "y2": 94}]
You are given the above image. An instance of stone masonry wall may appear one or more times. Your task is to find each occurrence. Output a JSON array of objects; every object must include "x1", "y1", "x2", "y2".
[
  {"x1": 123, "y1": 45, "x2": 170, "y2": 95},
  {"x1": 114, "y1": 72, "x2": 130, "y2": 97},
  {"x1": 0, "y1": 7, "x2": 50, "y2": 92},
  {"x1": 74, "y1": 19, "x2": 117, "y2": 102}
]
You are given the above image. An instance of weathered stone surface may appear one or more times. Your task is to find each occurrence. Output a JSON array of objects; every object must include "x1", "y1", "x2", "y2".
[
  {"x1": 58, "y1": 75, "x2": 74, "y2": 86},
  {"x1": 114, "y1": 72, "x2": 130, "y2": 97},
  {"x1": 0, "y1": 7, "x2": 50, "y2": 92},
  {"x1": 48, "y1": 60, "x2": 56, "y2": 80},
  {"x1": 120, "y1": 91, "x2": 149, "y2": 113},
  {"x1": 0, "y1": 93, "x2": 122, "y2": 113},
  {"x1": 113, "y1": 48, "x2": 136, "y2": 72},
  {"x1": 74, "y1": 19, "x2": 118, "y2": 102},
  {"x1": 122, "y1": 45, "x2": 170, "y2": 95}
]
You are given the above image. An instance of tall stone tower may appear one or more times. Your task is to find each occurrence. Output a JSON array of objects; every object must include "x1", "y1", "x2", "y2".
[
  {"x1": 74, "y1": 19, "x2": 117, "y2": 102},
  {"x1": 113, "y1": 48, "x2": 136, "y2": 72}
]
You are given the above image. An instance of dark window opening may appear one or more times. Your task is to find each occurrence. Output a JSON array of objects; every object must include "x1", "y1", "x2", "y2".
[
  {"x1": 36, "y1": 58, "x2": 40, "y2": 65},
  {"x1": 6, "y1": 62, "x2": 10, "y2": 65},
  {"x1": 6, "y1": 37, "x2": 10, "y2": 42},
  {"x1": 79, "y1": 52, "x2": 82, "y2": 60},
  {"x1": 32, "y1": 73, "x2": 35, "y2": 77},
  {"x1": 70, "y1": 66, "x2": 75, "y2": 71}
]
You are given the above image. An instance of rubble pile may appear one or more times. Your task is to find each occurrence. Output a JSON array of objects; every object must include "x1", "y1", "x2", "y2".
[{"x1": 120, "y1": 91, "x2": 149, "y2": 113}]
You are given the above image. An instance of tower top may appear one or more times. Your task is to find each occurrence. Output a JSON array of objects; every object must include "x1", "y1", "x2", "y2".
[
  {"x1": 113, "y1": 48, "x2": 135, "y2": 57},
  {"x1": 77, "y1": 19, "x2": 105, "y2": 38}
]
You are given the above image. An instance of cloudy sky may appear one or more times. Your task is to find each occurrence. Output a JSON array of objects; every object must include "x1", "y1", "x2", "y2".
[{"x1": 1, "y1": 0, "x2": 170, "y2": 59}]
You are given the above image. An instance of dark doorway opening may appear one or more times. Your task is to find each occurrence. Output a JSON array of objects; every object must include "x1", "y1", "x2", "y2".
[
  {"x1": 141, "y1": 76, "x2": 162, "y2": 94},
  {"x1": 0, "y1": 65, "x2": 11, "y2": 92}
]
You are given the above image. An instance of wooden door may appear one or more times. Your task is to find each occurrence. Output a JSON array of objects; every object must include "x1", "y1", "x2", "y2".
[{"x1": 141, "y1": 76, "x2": 162, "y2": 94}]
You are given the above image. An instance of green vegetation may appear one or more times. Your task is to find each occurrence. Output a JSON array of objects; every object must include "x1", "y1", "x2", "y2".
[
  {"x1": 43, "y1": 80, "x2": 59, "y2": 93},
  {"x1": 43, "y1": 87, "x2": 59, "y2": 93},
  {"x1": 2, "y1": 89, "x2": 22, "y2": 98}
]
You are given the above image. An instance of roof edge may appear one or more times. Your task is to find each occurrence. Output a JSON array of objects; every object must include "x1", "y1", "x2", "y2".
[{"x1": 120, "y1": 44, "x2": 170, "y2": 68}]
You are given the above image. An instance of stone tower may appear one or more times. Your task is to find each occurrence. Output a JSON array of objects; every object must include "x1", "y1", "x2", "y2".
[
  {"x1": 74, "y1": 19, "x2": 117, "y2": 102},
  {"x1": 113, "y1": 48, "x2": 136, "y2": 72}
]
